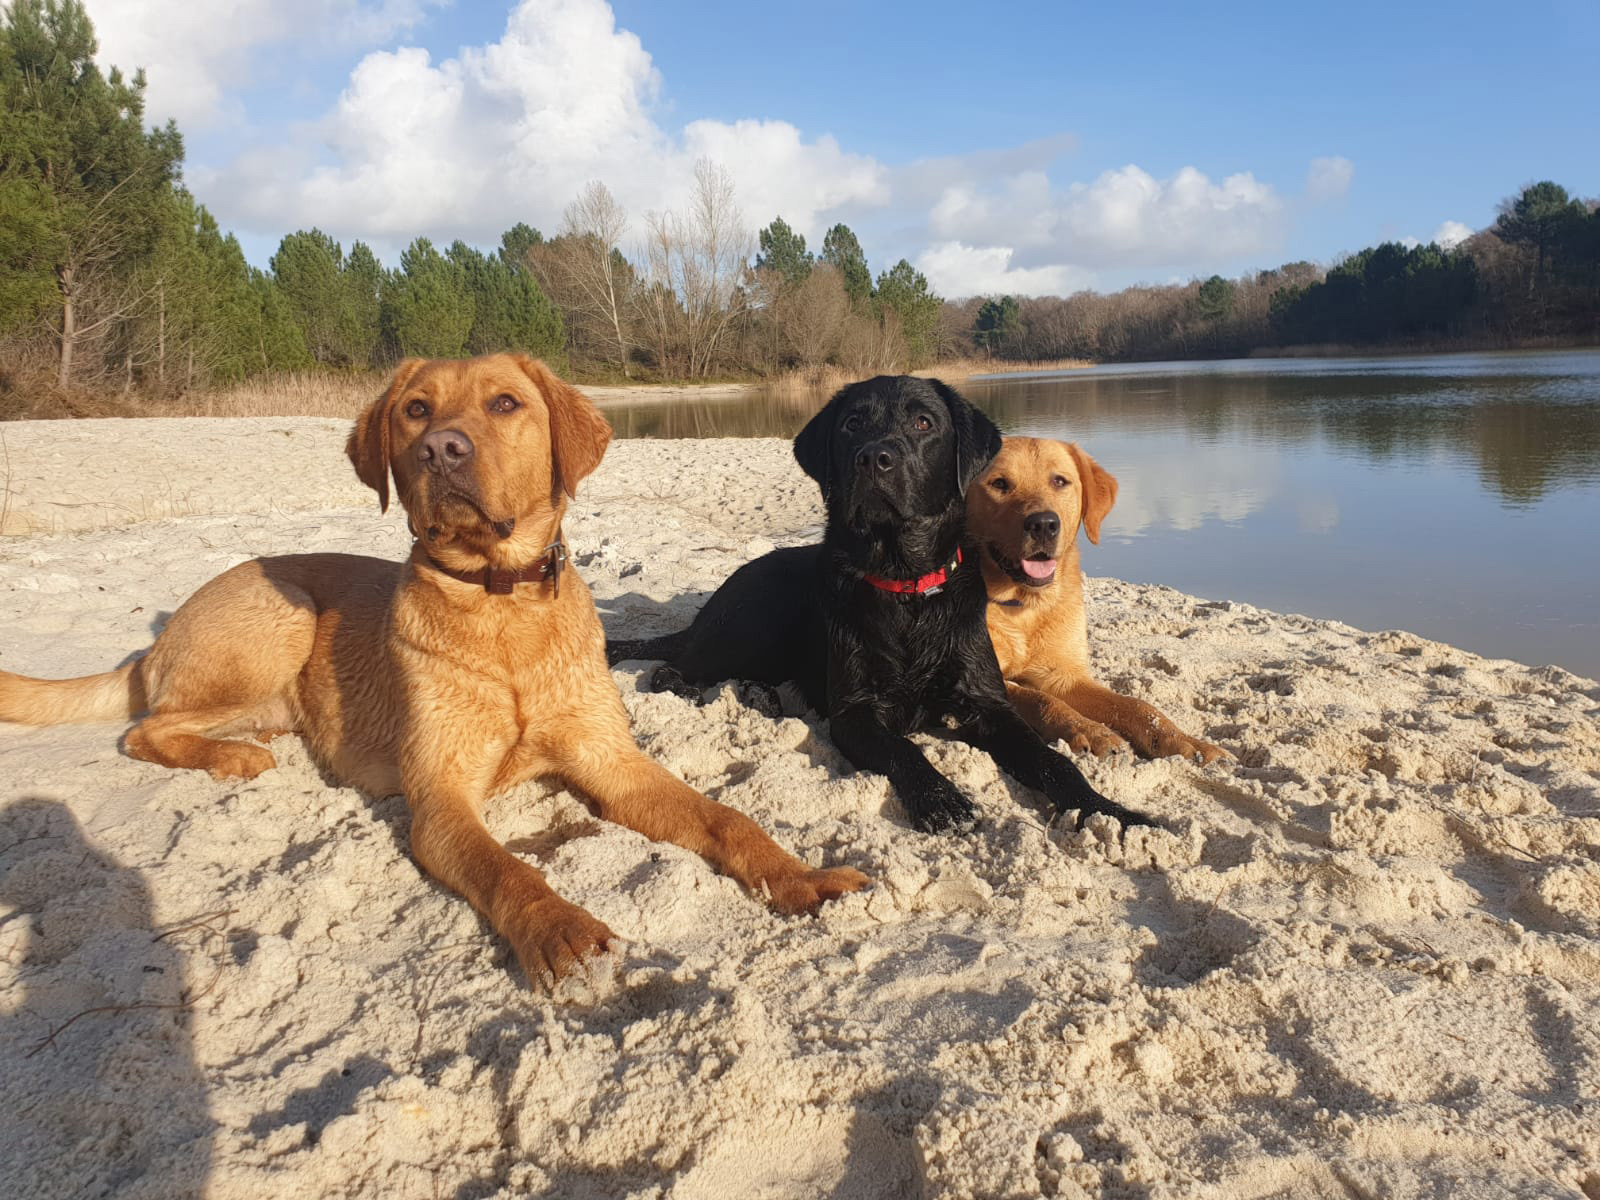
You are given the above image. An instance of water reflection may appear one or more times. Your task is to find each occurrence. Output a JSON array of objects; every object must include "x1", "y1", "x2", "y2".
[{"x1": 595, "y1": 350, "x2": 1600, "y2": 674}]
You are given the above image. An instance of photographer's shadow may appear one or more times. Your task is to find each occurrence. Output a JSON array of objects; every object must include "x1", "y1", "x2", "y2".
[{"x1": 0, "y1": 797, "x2": 212, "y2": 1198}]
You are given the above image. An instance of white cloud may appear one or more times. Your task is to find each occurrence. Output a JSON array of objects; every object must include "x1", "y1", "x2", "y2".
[
  {"x1": 1432, "y1": 220, "x2": 1473, "y2": 249},
  {"x1": 197, "y1": 0, "x2": 885, "y2": 249},
  {"x1": 1305, "y1": 155, "x2": 1354, "y2": 203},
  {"x1": 915, "y1": 242, "x2": 1091, "y2": 299},
  {"x1": 93, "y1": 1, "x2": 442, "y2": 128},
  {"x1": 918, "y1": 163, "x2": 1292, "y2": 279}
]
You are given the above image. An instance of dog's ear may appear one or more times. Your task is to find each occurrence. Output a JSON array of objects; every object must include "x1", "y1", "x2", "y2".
[
  {"x1": 929, "y1": 378, "x2": 1002, "y2": 494},
  {"x1": 1067, "y1": 443, "x2": 1118, "y2": 545},
  {"x1": 793, "y1": 390, "x2": 841, "y2": 499},
  {"x1": 516, "y1": 356, "x2": 612, "y2": 498},
  {"x1": 347, "y1": 358, "x2": 426, "y2": 512}
]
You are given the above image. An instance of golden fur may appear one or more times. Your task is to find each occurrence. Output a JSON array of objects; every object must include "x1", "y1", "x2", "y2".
[
  {"x1": 0, "y1": 355, "x2": 867, "y2": 986},
  {"x1": 967, "y1": 436, "x2": 1227, "y2": 764}
]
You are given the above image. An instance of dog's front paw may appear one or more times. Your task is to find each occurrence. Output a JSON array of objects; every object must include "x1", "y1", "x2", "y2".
[
  {"x1": 512, "y1": 898, "x2": 615, "y2": 991},
  {"x1": 1065, "y1": 721, "x2": 1130, "y2": 759},
  {"x1": 737, "y1": 681, "x2": 784, "y2": 720},
  {"x1": 649, "y1": 664, "x2": 704, "y2": 704},
  {"x1": 766, "y1": 865, "x2": 871, "y2": 915},
  {"x1": 1149, "y1": 731, "x2": 1231, "y2": 765},
  {"x1": 205, "y1": 740, "x2": 277, "y2": 780},
  {"x1": 1065, "y1": 793, "x2": 1159, "y2": 832},
  {"x1": 907, "y1": 780, "x2": 976, "y2": 834}
]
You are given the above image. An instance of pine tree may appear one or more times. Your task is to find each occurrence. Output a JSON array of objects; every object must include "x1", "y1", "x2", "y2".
[
  {"x1": 0, "y1": 0, "x2": 184, "y2": 387},
  {"x1": 974, "y1": 295, "x2": 1020, "y2": 354},
  {"x1": 755, "y1": 217, "x2": 812, "y2": 287},
  {"x1": 874, "y1": 259, "x2": 942, "y2": 367},
  {"x1": 381, "y1": 237, "x2": 473, "y2": 358},
  {"x1": 821, "y1": 223, "x2": 872, "y2": 306},
  {"x1": 271, "y1": 229, "x2": 359, "y2": 366},
  {"x1": 498, "y1": 222, "x2": 543, "y2": 269},
  {"x1": 342, "y1": 241, "x2": 383, "y2": 368},
  {"x1": 448, "y1": 240, "x2": 563, "y2": 361}
]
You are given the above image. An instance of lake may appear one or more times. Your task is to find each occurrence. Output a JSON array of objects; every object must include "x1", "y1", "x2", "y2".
[{"x1": 597, "y1": 350, "x2": 1600, "y2": 678}]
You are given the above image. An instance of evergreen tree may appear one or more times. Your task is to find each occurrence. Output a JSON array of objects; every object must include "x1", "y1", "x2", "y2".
[
  {"x1": 755, "y1": 217, "x2": 812, "y2": 287},
  {"x1": 270, "y1": 229, "x2": 355, "y2": 366},
  {"x1": 249, "y1": 269, "x2": 312, "y2": 371},
  {"x1": 874, "y1": 258, "x2": 942, "y2": 366},
  {"x1": 1494, "y1": 182, "x2": 1586, "y2": 291},
  {"x1": 498, "y1": 222, "x2": 543, "y2": 269},
  {"x1": 0, "y1": 0, "x2": 184, "y2": 386},
  {"x1": 448, "y1": 239, "x2": 563, "y2": 361},
  {"x1": 1195, "y1": 275, "x2": 1236, "y2": 322},
  {"x1": 821, "y1": 223, "x2": 872, "y2": 305},
  {"x1": 381, "y1": 237, "x2": 473, "y2": 358},
  {"x1": 0, "y1": 174, "x2": 55, "y2": 334},
  {"x1": 341, "y1": 241, "x2": 383, "y2": 368},
  {"x1": 974, "y1": 295, "x2": 1020, "y2": 353}
]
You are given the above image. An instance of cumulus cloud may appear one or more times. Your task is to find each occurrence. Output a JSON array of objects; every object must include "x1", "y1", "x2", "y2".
[
  {"x1": 928, "y1": 164, "x2": 1287, "y2": 269},
  {"x1": 196, "y1": 0, "x2": 885, "y2": 248},
  {"x1": 915, "y1": 243, "x2": 1092, "y2": 299},
  {"x1": 1305, "y1": 155, "x2": 1354, "y2": 203},
  {"x1": 1432, "y1": 220, "x2": 1474, "y2": 249},
  {"x1": 910, "y1": 163, "x2": 1295, "y2": 295},
  {"x1": 93, "y1": 0, "x2": 442, "y2": 128}
]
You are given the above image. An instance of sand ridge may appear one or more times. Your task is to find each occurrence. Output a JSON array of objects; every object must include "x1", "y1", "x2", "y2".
[{"x1": 1, "y1": 421, "x2": 1598, "y2": 1199}]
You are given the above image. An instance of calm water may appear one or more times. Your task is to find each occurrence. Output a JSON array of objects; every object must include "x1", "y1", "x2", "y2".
[{"x1": 598, "y1": 350, "x2": 1600, "y2": 676}]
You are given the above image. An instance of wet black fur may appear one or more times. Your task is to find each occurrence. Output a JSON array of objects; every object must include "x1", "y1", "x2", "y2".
[{"x1": 608, "y1": 375, "x2": 1152, "y2": 834}]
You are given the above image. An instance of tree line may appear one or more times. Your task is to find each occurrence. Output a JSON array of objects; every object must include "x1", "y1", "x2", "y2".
[
  {"x1": 2, "y1": 0, "x2": 1596, "y2": 413},
  {"x1": 954, "y1": 181, "x2": 1600, "y2": 364}
]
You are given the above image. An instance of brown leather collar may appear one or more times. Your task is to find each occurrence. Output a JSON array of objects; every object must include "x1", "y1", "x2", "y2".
[{"x1": 423, "y1": 537, "x2": 567, "y2": 597}]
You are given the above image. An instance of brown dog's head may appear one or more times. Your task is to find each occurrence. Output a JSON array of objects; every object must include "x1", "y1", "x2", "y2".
[
  {"x1": 347, "y1": 355, "x2": 612, "y2": 565},
  {"x1": 966, "y1": 436, "x2": 1117, "y2": 590}
]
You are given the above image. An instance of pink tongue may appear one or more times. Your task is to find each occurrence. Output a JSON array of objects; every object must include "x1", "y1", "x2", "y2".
[{"x1": 1022, "y1": 557, "x2": 1057, "y2": 579}]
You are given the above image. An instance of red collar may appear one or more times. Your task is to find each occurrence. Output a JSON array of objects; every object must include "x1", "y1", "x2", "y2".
[{"x1": 863, "y1": 546, "x2": 962, "y2": 596}]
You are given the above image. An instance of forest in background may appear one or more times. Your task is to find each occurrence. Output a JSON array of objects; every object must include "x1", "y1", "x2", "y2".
[{"x1": 2, "y1": 0, "x2": 1597, "y2": 418}]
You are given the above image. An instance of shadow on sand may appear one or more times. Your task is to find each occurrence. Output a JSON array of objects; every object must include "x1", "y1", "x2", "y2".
[{"x1": 0, "y1": 797, "x2": 213, "y2": 1199}]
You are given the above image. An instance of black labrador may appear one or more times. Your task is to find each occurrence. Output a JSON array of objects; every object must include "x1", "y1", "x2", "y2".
[{"x1": 608, "y1": 375, "x2": 1153, "y2": 834}]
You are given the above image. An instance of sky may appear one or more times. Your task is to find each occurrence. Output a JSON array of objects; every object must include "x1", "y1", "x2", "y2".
[{"x1": 90, "y1": 0, "x2": 1600, "y2": 298}]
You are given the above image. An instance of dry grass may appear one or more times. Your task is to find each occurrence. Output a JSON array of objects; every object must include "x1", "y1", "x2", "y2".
[
  {"x1": 762, "y1": 355, "x2": 1093, "y2": 394},
  {"x1": 0, "y1": 368, "x2": 384, "y2": 421},
  {"x1": 917, "y1": 355, "x2": 1094, "y2": 379},
  {"x1": 170, "y1": 371, "x2": 383, "y2": 418}
]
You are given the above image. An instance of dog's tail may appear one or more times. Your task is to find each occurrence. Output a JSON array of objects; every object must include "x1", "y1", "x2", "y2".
[
  {"x1": 0, "y1": 661, "x2": 147, "y2": 726},
  {"x1": 604, "y1": 629, "x2": 689, "y2": 666}
]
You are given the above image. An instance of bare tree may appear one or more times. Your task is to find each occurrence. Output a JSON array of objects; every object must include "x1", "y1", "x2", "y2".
[
  {"x1": 836, "y1": 304, "x2": 906, "y2": 375},
  {"x1": 776, "y1": 263, "x2": 849, "y2": 368},
  {"x1": 638, "y1": 159, "x2": 755, "y2": 378},
  {"x1": 531, "y1": 181, "x2": 635, "y2": 376}
]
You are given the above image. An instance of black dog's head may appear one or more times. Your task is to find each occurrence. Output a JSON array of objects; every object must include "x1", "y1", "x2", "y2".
[{"x1": 793, "y1": 376, "x2": 1002, "y2": 531}]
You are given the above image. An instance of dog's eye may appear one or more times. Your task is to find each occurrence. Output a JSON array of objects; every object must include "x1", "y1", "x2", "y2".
[
  {"x1": 842, "y1": 414, "x2": 863, "y2": 433},
  {"x1": 489, "y1": 393, "x2": 520, "y2": 414},
  {"x1": 913, "y1": 414, "x2": 933, "y2": 432},
  {"x1": 988, "y1": 477, "x2": 1011, "y2": 494},
  {"x1": 405, "y1": 399, "x2": 430, "y2": 419},
  {"x1": 1051, "y1": 474, "x2": 1069, "y2": 489}
]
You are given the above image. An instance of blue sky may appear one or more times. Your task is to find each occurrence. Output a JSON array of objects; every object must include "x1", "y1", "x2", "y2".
[{"x1": 93, "y1": 0, "x2": 1600, "y2": 296}]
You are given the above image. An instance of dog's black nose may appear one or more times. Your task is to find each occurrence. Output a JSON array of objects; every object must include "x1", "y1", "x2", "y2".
[
  {"x1": 855, "y1": 441, "x2": 897, "y2": 473},
  {"x1": 418, "y1": 429, "x2": 474, "y2": 473},
  {"x1": 1023, "y1": 510, "x2": 1060, "y2": 540}
]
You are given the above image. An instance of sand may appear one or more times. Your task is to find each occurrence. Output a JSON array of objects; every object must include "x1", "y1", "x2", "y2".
[{"x1": 1, "y1": 417, "x2": 1598, "y2": 1200}]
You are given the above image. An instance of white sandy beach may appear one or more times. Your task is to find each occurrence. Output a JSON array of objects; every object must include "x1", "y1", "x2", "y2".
[{"x1": 1, "y1": 416, "x2": 1598, "y2": 1199}]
